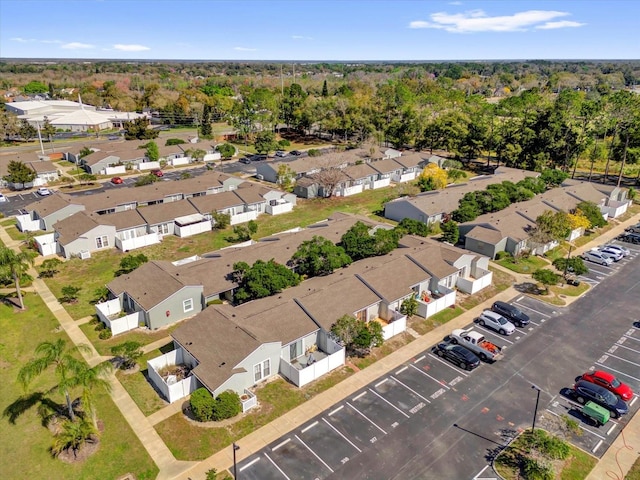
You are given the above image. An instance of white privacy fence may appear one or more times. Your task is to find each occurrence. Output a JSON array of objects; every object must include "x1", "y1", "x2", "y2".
[
  {"x1": 417, "y1": 287, "x2": 456, "y2": 318},
  {"x1": 16, "y1": 214, "x2": 43, "y2": 232},
  {"x1": 381, "y1": 310, "x2": 407, "y2": 340},
  {"x1": 147, "y1": 349, "x2": 199, "y2": 403},
  {"x1": 95, "y1": 299, "x2": 143, "y2": 335},
  {"x1": 456, "y1": 269, "x2": 493, "y2": 295},
  {"x1": 115, "y1": 232, "x2": 161, "y2": 251}
]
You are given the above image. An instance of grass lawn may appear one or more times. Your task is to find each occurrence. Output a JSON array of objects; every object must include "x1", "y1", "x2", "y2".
[
  {"x1": 351, "y1": 332, "x2": 415, "y2": 370},
  {"x1": 156, "y1": 367, "x2": 353, "y2": 461},
  {"x1": 79, "y1": 317, "x2": 176, "y2": 355},
  {"x1": 0, "y1": 217, "x2": 16, "y2": 227},
  {"x1": 573, "y1": 223, "x2": 617, "y2": 248},
  {"x1": 495, "y1": 429, "x2": 596, "y2": 480},
  {"x1": 117, "y1": 347, "x2": 170, "y2": 416},
  {"x1": 457, "y1": 267, "x2": 515, "y2": 310},
  {"x1": 544, "y1": 244, "x2": 570, "y2": 262},
  {"x1": 0, "y1": 293, "x2": 158, "y2": 480},
  {"x1": 549, "y1": 282, "x2": 590, "y2": 298},
  {"x1": 3, "y1": 223, "x2": 27, "y2": 242},
  {"x1": 496, "y1": 254, "x2": 549, "y2": 274},
  {"x1": 410, "y1": 306, "x2": 465, "y2": 336}
]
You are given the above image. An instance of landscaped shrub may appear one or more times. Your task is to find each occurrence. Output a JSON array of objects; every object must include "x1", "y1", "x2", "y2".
[
  {"x1": 98, "y1": 327, "x2": 112, "y2": 340},
  {"x1": 190, "y1": 388, "x2": 216, "y2": 421},
  {"x1": 495, "y1": 251, "x2": 511, "y2": 260},
  {"x1": 213, "y1": 391, "x2": 241, "y2": 421},
  {"x1": 522, "y1": 457, "x2": 554, "y2": 480},
  {"x1": 307, "y1": 149, "x2": 321, "y2": 157}
]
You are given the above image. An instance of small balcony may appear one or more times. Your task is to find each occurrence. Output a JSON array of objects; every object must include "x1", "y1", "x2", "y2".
[
  {"x1": 147, "y1": 349, "x2": 198, "y2": 403},
  {"x1": 456, "y1": 268, "x2": 493, "y2": 295},
  {"x1": 95, "y1": 298, "x2": 143, "y2": 335},
  {"x1": 374, "y1": 309, "x2": 407, "y2": 340}
]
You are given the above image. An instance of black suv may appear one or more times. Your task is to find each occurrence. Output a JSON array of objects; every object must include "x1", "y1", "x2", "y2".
[
  {"x1": 618, "y1": 233, "x2": 640, "y2": 244},
  {"x1": 573, "y1": 380, "x2": 628, "y2": 418},
  {"x1": 433, "y1": 341, "x2": 480, "y2": 371},
  {"x1": 491, "y1": 301, "x2": 530, "y2": 327}
]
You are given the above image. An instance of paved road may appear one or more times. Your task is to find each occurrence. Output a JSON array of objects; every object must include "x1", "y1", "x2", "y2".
[{"x1": 238, "y1": 242, "x2": 640, "y2": 480}]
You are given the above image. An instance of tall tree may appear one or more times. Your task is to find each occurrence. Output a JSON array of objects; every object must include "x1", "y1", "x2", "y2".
[
  {"x1": 145, "y1": 141, "x2": 159, "y2": 161},
  {"x1": 3, "y1": 160, "x2": 36, "y2": 189},
  {"x1": 0, "y1": 246, "x2": 34, "y2": 309},
  {"x1": 18, "y1": 340, "x2": 104, "y2": 422},
  {"x1": 290, "y1": 236, "x2": 352, "y2": 277}
]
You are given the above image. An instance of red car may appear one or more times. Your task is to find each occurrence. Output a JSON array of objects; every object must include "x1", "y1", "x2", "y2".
[
  {"x1": 151, "y1": 169, "x2": 163, "y2": 177},
  {"x1": 111, "y1": 176, "x2": 124, "y2": 184},
  {"x1": 578, "y1": 370, "x2": 634, "y2": 401}
]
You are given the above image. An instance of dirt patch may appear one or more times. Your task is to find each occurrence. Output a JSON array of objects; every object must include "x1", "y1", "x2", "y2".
[{"x1": 57, "y1": 436, "x2": 101, "y2": 463}]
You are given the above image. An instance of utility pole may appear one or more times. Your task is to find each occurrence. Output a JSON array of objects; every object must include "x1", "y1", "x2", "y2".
[
  {"x1": 36, "y1": 121, "x2": 45, "y2": 155},
  {"x1": 280, "y1": 64, "x2": 284, "y2": 95}
]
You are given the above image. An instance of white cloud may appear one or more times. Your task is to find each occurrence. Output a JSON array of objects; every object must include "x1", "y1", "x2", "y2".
[
  {"x1": 536, "y1": 20, "x2": 585, "y2": 30},
  {"x1": 41, "y1": 39, "x2": 63, "y2": 44},
  {"x1": 61, "y1": 42, "x2": 95, "y2": 49},
  {"x1": 409, "y1": 9, "x2": 582, "y2": 33},
  {"x1": 448, "y1": 1, "x2": 462, "y2": 5},
  {"x1": 234, "y1": 46, "x2": 257, "y2": 51},
  {"x1": 292, "y1": 35, "x2": 313, "y2": 40},
  {"x1": 113, "y1": 44, "x2": 150, "y2": 52},
  {"x1": 11, "y1": 37, "x2": 36, "y2": 43}
]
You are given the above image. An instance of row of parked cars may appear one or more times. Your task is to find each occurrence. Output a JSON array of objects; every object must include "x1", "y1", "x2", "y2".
[
  {"x1": 433, "y1": 301, "x2": 530, "y2": 369},
  {"x1": 582, "y1": 243, "x2": 630, "y2": 266},
  {"x1": 571, "y1": 370, "x2": 634, "y2": 424},
  {"x1": 617, "y1": 222, "x2": 640, "y2": 244}
]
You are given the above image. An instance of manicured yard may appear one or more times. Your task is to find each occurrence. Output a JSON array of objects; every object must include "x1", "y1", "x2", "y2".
[
  {"x1": 625, "y1": 455, "x2": 640, "y2": 480},
  {"x1": 410, "y1": 306, "x2": 465, "y2": 336},
  {"x1": 0, "y1": 293, "x2": 158, "y2": 480},
  {"x1": 351, "y1": 332, "x2": 415, "y2": 370},
  {"x1": 3, "y1": 223, "x2": 27, "y2": 242},
  {"x1": 496, "y1": 254, "x2": 550, "y2": 274},
  {"x1": 79, "y1": 318, "x2": 176, "y2": 355},
  {"x1": 156, "y1": 367, "x2": 354, "y2": 460},
  {"x1": 117, "y1": 347, "x2": 170, "y2": 416},
  {"x1": 456, "y1": 266, "x2": 515, "y2": 310}
]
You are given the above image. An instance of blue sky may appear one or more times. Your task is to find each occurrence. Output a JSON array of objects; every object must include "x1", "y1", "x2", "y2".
[{"x1": 0, "y1": 0, "x2": 637, "y2": 60}]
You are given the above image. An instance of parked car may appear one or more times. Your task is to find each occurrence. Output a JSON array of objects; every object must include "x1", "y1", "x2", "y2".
[
  {"x1": 576, "y1": 370, "x2": 634, "y2": 401},
  {"x1": 582, "y1": 249, "x2": 614, "y2": 266},
  {"x1": 432, "y1": 341, "x2": 480, "y2": 371},
  {"x1": 476, "y1": 310, "x2": 516, "y2": 335},
  {"x1": 151, "y1": 169, "x2": 163, "y2": 177},
  {"x1": 36, "y1": 187, "x2": 51, "y2": 196},
  {"x1": 618, "y1": 233, "x2": 640, "y2": 244},
  {"x1": 0, "y1": 193, "x2": 7, "y2": 203},
  {"x1": 572, "y1": 380, "x2": 628, "y2": 418},
  {"x1": 597, "y1": 246, "x2": 623, "y2": 261},
  {"x1": 111, "y1": 176, "x2": 124, "y2": 184},
  {"x1": 600, "y1": 244, "x2": 630, "y2": 257},
  {"x1": 625, "y1": 224, "x2": 640, "y2": 234},
  {"x1": 239, "y1": 157, "x2": 251, "y2": 164},
  {"x1": 275, "y1": 150, "x2": 287, "y2": 157},
  {"x1": 290, "y1": 150, "x2": 302, "y2": 156},
  {"x1": 491, "y1": 301, "x2": 530, "y2": 327},
  {"x1": 249, "y1": 154, "x2": 267, "y2": 162}
]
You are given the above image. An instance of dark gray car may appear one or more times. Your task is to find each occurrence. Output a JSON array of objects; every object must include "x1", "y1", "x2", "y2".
[
  {"x1": 491, "y1": 301, "x2": 530, "y2": 327},
  {"x1": 573, "y1": 380, "x2": 628, "y2": 418}
]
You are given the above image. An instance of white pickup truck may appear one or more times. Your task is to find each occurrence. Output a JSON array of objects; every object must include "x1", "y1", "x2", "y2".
[{"x1": 450, "y1": 328, "x2": 504, "y2": 362}]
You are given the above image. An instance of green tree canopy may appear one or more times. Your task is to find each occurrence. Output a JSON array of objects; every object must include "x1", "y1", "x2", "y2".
[
  {"x1": 115, "y1": 253, "x2": 148, "y2": 277},
  {"x1": 124, "y1": 117, "x2": 159, "y2": 140},
  {"x1": 232, "y1": 259, "x2": 301, "y2": 304},
  {"x1": 341, "y1": 222, "x2": 400, "y2": 261},
  {"x1": 144, "y1": 141, "x2": 159, "y2": 161},
  {"x1": 254, "y1": 130, "x2": 278, "y2": 154},
  {"x1": 441, "y1": 220, "x2": 460, "y2": 244},
  {"x1": 216, "y1": 142, "x2": 235, "y2": 158},
  {"x1": 576, "y1": 201, "x2": 607, "y2": 228},
  {"x1": 290, "y1": 236, "x2": 352, "y2": 277},
  {"x1": 0, "y1": 246, "x2": 35, "y2": 309},
  {"x1": 3, "y1": 160, "x2": 36, "y2": 188},
  {"x1": 531, "y1": 211, "x2": 572, "y2": 244}
]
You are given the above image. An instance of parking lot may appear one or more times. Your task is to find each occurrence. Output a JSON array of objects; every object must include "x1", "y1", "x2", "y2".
[
  {"x1": 237, "y1": 240, "x2": 640, "y2": 480},
  {"x1": 577, "y1": 240, "x2": 640, "y2": 287}
]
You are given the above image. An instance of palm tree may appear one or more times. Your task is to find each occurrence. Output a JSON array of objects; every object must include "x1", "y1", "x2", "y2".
[
  {"x1": 74, "y1": 361, "x2": 112, "y2": 428},
  {"x1": 51, "y1": 417, "x2": 98, "y2": 458},
  {"x1": 0, "y1": 246, "x2": 35, "y2": 310},
  {"x1": 18, "y1": 339, "x2": 93, "y2": 421}
]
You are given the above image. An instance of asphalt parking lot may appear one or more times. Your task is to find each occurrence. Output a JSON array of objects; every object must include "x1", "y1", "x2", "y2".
[{"x1": 238, "y1": 242, "x2": 640, "y2": 480}]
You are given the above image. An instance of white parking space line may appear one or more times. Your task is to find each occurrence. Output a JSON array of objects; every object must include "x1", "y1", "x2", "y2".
[
  {"x1": 603, "y1": 352, "x2": 640, "y2": 368},
  {"x1": 295, "y1": 434, "x2": 334, "y2": 473},
  {"x1": 301, "y1": 421, "x2": 318, "y2": 433},
  {"x1": 368, "y1": 388, "x2": 410, "y2": 418},
  {"x1": 375, "y1": 378, "x2": 388, "y2": 388},
  {"x1": 595, "y1": 363, "x2": 640, "y2": 383},
  {"x1": 396, "y1": 366, "x2": 408, "y2": 375},
  {"x1": 607, "y1": 424, "x2": 617, "y2": 436},
  {"x1": 264, "y1": 453, "x2": 291, "y2": 479},
  {"x1": 614, "y1": 343, "x2": 640, "y2": 355},
  {"x1": 239, "y1": 457, "x2": 260, "y2": 471},
  {"x1": 516, "y1": 296, "x2": 524, "y2": 302},
  {"x1": 473, "y1": 465, "x2": 494, "y2": 479},
  {"x1": 428, "y1": 353, "x2": 469, "y2": 376},
  {"x1": 586, "y1": 265, "x2": 613, "y2": 275},
  {"x1": 512, "y1": 303, "x2": 551, "y2": 318},
  {"x1": 346, "y1": 402, "x2": 387, "y2": 434},
  {"x1": 409, "y1": 363, "x2": 451, "y2": 389},
  {"x1": 272, "y1": 438, "x2": 291, "y2": 451},
  {"x1": 328, "y1": 405, "x2": 344, "y2": 416},
  {"x1": 390, "y1": 375, "x2": 431, "y2": 403},
  {"x1": 528, "y1": 320, "x2": 541, "y2": 327},
  {"x1": 353, "y1": 391, "x2": 367, "y2": 401},
  {"x1": 593, "y1": 440, "x2": 604, "y2": 453},
  {"x1": 631, "y1": 397, "x2": 638, "y2": 407},
  {"x1": 475, "y1": 325, "x2": 514, "y2": 344},
  {"x1": 322, "y1": 418, "x2": 362, "y2": 453},
  {"x1": 414, "y1": 355, "x2": 426, "y2": 363},
  {"x1": 622, "y1": 333, "x2": 640, "y2": 343}
]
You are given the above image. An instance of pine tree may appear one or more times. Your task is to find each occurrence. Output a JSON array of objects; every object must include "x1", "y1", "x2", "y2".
[{"x1": 322, "y1": 80, "x2": 329, "y2": 97}]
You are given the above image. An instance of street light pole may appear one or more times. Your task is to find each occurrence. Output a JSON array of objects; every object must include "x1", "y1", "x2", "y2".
[
  {"x1": 233, "y1": 442, "x2": 240, "y2": 479},
  {"x1": 531, "y1": 385, "x2": 541, "y2": 432}
]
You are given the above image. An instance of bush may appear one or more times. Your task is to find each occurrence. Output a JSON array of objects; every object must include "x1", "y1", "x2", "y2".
[
  {"x1": 532, "y1": 269, "x2": 560, "y2": 289},
  {"x1": 307, "y1": 149, "x2": 321, "y2": 157},
  {"x1": 522, "y1": 457, "x2": 554, "y2": 480},
  {"x1": 190, "y1": 388, "x2": 216, "y2": 421},
  {"x1": 98, "y1": 328, "x2": 112, "y2": 340},
  {"x1": 495, "y1": 251, "x2": 511, "y2": 260},
  {"x1": 213, "y1": 391, "x2": 241, "y2": 421}
]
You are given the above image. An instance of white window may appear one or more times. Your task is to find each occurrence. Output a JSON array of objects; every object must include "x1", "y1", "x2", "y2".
[
  {"x1": 95, "y1": 235, "x2": 109, "y2": 248},
  {"x1": 158, "y1": 223, "x2": 170, "y2": 235},
  {"x1": 183, "y1": 298, "x2": 193, "y2": 313},
  {"x1": 253, "y1": 359, "x2": 271, "y2": 383}
]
